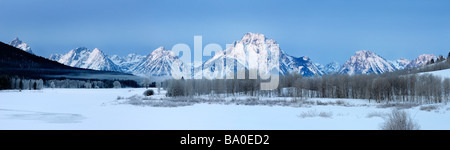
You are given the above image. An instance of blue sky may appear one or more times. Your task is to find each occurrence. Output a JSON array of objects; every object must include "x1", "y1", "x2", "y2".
[{"x1": 1, "y1": 0, "x2": 450, "y2": 64}]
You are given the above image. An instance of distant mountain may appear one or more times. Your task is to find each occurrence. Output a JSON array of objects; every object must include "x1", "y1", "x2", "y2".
[
  {"x1": 8, "y1": 37, "x2": 33, "y2": 54},
  {"x1": 49, "y1": 54, "x2": 62, "y2": 61},
  {"x1": 406, "y1": 54, "x2": 436, "y2": 69},
  {"x1": 316, "y1": 61, "x2": 340, "y2": 74},
  {"x1": 388, "y1": 58, "x2": 411, "y2": 70},
  {"x1": 198, "y1": 33, "x2": 323, "y2": 79},
  {"x1": 131, "y1": 47, "x2": 188, "y2": 79},
  {"x1": 0, "y1": 42, "x2": 138, "y2": 81},
  {"x1": 109, "y1": 53, "x2": 145, "y2": 73},
  {"x1": 339, "y1": 50, "x2": 396, "y2": 75},
  {"x1": 51, "y1": 47, "x2": 122, "y2": 72}
]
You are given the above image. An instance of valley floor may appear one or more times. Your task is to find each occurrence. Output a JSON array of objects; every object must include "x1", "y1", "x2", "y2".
[{"x1": 0, "y1": 88, "x2": 449, "y2": 130}]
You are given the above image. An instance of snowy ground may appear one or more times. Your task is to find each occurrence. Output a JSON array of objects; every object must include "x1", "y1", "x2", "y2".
[
  {"x1": 421, "y1": 68, "x2": 450, "y2": 79},
  {"x1": 1, "y1": 88, "x2": 449, "y2": 130}
]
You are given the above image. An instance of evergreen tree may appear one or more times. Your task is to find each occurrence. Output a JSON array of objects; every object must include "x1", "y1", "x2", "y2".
[
  {"x1": 33, "y1": 82, "x2": 37, "y2": 90},
  {"x1": 436, "y1": 55, "x2": 444, "y2": 63},
  {"x1": 447, "y1": 52, "x2": 450, "y2": 62},
  {"x1": 19, "y1": 79, "x2": 23, "y2": 90},
  {"x1": 113, "y1": 81, "x2": 121, "y2": 88}
]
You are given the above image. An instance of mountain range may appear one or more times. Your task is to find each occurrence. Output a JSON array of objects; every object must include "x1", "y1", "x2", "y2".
[{"x1": 6, "y1": 34, "x2": 439, "y2": 79}]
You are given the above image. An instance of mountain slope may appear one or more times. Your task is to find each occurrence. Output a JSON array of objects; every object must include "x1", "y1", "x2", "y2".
[
  {"x1": 8, "y1": 37, "x2": 33, "y2": 54},
  {"x1": 339, "y1": 50, "x2": 396, "y2": 75}
]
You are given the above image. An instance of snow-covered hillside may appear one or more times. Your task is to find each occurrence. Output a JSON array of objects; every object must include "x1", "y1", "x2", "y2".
[
  {"x1": 420, "y1": 68, "x2": 450, "y2": 79},
  {"x1": 339, "y1": 50, "x2": 396, "y2": 75},
  {"x1": 109, "y1": 53, "x2": 145, "y2": 73},
  {"x1": 388, "y1": 58, "x2": 411, "y2": 70},
  {"x1": 9, "y1": 37, "x2": 33, "y2": 54}
]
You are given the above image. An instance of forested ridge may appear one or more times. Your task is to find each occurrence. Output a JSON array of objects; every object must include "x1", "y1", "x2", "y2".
[{"x1": 0, "y1": 42, "x2": 139, "y2": 89}]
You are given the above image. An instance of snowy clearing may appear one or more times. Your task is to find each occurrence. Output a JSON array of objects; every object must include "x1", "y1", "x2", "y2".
[
  {"x1": 1, "y1": 88, "x2": 449, "y2": 130},
  {"x1": 421, "y1": 68, "x2": 450, "y2": 79}
]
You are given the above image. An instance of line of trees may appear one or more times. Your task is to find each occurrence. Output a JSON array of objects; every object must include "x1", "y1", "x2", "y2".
[
  {"x1": 277, "y1": 72, "x2": 449, "y2": 104},
  {"x1": 0, "y1": 75, "x2": 43, "y2": 90},
  {"x1": 163, "y1": 61, "x2": 450, "y2": 104},
  {"x1": 0, "y1": 75, "x2": 139, "y2": 90},
  {"x1": 164, "y1": 70, "x2": 265, "y2": 97}
]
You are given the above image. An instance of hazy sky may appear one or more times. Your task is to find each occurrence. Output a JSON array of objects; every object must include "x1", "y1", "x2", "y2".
[{"x1": 1, "y1": 0, "x2": 449, "y2": 64}]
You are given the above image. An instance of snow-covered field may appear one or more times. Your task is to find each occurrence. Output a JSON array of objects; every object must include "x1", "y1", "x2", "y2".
[
  {"x1": 422, "y1": 68, "x2": 450, "y2": 79},
  {"x1": 1, "y1": 88, "x2": 449, "y2": 130}
]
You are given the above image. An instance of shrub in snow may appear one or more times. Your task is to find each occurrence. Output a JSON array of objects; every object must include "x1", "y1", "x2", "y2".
[
  {"x1": 143, "y1": 89, "x2": 154, "y2": 96},
  {"x1": 298, "y1": 110, "x2": 333, "y2": 118},
  {"x1": 316, "y1": 100, "x2": 328, "y2": 106},
  {"x1": 381, "y1": 109, "x2": 420, "y2": 130},
  {"x1": 420, "y1": 105, "x2": 439, "y2": 112},
  {"x1": 113, "y1": 81, "x2": 121, "y2": 88},
  {"x1": 318, "y1": 111, "x2": 333, "y2": 118},
  {"x1": 166, "y1": 80, "x2": 185, "y2": 97},
  {"x1": 366, "y1": 111, "x2": 387, "y2": 119},
  {"x1": 377, "y1": 103, "x2": 419, "y2": 109},
  {"x1": 336, "y1": 100, "x2": 347, "y2": 106}
]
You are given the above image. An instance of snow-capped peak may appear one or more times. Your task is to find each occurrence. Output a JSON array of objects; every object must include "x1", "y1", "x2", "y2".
[
  {"x1": 131, "y1": 47, "x2": 187, "y2": 79},
  {"x1": 303, "y1": 56, "x2": 309, "y2": 61},
  {"x1": 152, "y1": 46, "x2": 166, "y2": 52},
  {"x1": 52, "y1": 47, "x2": 121, "y2": 72},
  {"x1": 199, "y1": 33, "x2": 323, "y2": 78},
  {"x1": 151, "y1": 46, "x2": 171, "y2": 55},
  {"x1": 9, "y1": 37, "x2": 33, "y2": 54},
  {"x1": 339, "y1": 50, "x2": 396, "y2": 75},
  {"x1": 72, "y1": 47, "x2": 89, "y2": 54},
  {"x1": 92, "y1": 48, "x2": 101, "y2": 53}
]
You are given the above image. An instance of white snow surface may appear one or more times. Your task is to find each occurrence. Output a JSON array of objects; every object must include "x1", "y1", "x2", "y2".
[
  {"x1": 420, "y1": 68, "x2": 450, "y2": 79},
  {"x1": 1, "y1": 88, "x2": 449, "y2": 130}
]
